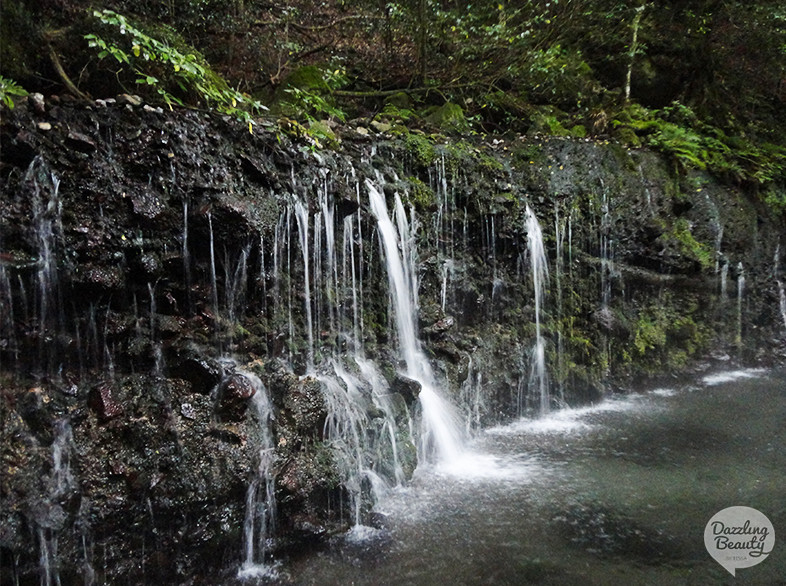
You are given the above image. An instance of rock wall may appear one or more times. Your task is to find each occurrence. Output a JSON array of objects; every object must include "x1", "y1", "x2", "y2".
[{"x1": 1, "y1": 98, "x2": 784, "y2": 583}]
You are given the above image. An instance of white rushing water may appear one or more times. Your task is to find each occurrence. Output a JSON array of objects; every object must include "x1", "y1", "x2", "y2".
[
  {"x1": 238, "y1": 371, "x2": 278, "y2": 580},
  {"x1": 368, "y1": 180, "x2": 465, "y2": 465},
  {"x1": 525, "y1": 205, "x2": 549, "y2": 415}
]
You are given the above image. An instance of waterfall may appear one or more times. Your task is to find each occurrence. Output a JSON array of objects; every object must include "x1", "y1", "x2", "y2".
[
  {"x1": 182, "y1": 198, "x2": 192, "y2": 314},
  {"x1": 368, "y1": 180, "x2": 464, "y2": 465},
  {"x1": 238, "y1": 372, "x2": 277, "y2": 580},
  {"x1": 779, "y1": 281, "x2": 786, "y2": 331},
  {"x1": 525, "y1": 206, "x2": 549, "y2": 415},
  {"x1": 37, "y1": 419, "x2": 75, "y2": 586},
  {"x1": 0, "y1": 264, "x2": 18, "y2": 373},
  {"x1": 27, "y1": 157, "x2": 64, "y2": 376},
  {"x1": 459, "y1": 356, "x2": 484, "y2": 434},
  {"x1": 294, "y1": 200, "x2": 316, "y2": 372},
  {"x1": 554, "y1": 204, "x2": 566, "y2": 405},
  {"x1": 776, "y1": 245, "x2": 786, "y2": 331},
  {"x1": 736, "y1": 262, "x2": 745, "y2": 347},
  {"x1": 207, "y1": 212, "x2": 220, "y2": 350}
]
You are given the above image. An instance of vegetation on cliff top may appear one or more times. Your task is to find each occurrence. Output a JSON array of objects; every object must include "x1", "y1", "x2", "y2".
[{"x1": 1, "y1": 0, "x2": 785, "y2": 201}]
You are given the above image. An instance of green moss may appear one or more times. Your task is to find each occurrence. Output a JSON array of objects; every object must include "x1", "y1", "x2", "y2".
[
  {"x1": 404, "y1": 177, "x2": 436, "y2": 211},
  {"x1": 634, "y1": 316, "x2": 666, "y2": 356},
  {"x1": 529, "y1": 106, "x2": 571, "y2": 136},
  {"x1": 670, "y1": 218, "x2": 713, "y2": 270},
  {"x1": 404, "y1": 132, "x2": 438, "y2": 168},
  {"x1": 281, "y1": 65, "x2": 329, "y2": 93},
  {"x1": 425, "y1": 102, "x2": 469, "y2": 132},
  {"x1": 630, "y1": 294, "x2": 711, "y2": 374}
]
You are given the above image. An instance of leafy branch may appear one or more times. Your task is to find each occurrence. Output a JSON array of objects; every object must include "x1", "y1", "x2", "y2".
[
  {"x1": 85, "y1": 10, "x2": 267, "y2": 127},
  {"x1": 0, "y1": 76, "x2": 28, "y2": 110}
]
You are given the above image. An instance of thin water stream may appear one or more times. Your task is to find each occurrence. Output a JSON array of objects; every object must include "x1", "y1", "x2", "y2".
[{"x1": 275, "y1": 368, "x2": 786, "y2": 585}]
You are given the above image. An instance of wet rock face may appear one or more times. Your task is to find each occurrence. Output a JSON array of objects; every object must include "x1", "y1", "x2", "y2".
[
  {"x1": 215, "y1": 372, "x2": 256, "y2": 420},
  {"x1": 391, "y1": 374, "x2": 421, "y2": 405},
  {"x1": 0, "y1": 97, "x2": 783, "y2": 583}
]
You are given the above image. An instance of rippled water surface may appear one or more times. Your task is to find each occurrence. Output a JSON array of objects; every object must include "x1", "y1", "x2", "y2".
[{"x1": 274, "y1": 368, "x2": 786, "y2": 585}]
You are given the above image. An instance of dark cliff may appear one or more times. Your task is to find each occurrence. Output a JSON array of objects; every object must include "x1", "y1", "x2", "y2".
[{"x1": 1, "y1": 96, "x2": 784, "y2": 584}]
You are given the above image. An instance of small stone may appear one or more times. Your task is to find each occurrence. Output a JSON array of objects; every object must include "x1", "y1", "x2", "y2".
[
  {"x1": 37, "y1": 122, "x2": 52, "y2": 131},
  {"x1": 370, "y1": 120, "x2": 391, "y2": 133},
  {"x1": 117, "y1": 93, "x2": 143, "y2": 107},
  {"x1": 88, "y1": 383, "x2": 123, "y2": 422},
  {"x1": 66, "y1": 130, "x2": 97, "y2": 153},
  {"x1": 30, "y1": 93, "x2": 46, "y2": 113},
  {"x1": 180, "y1": 403, "x2": 197, "y2": 420},
  {"x1": 355, "y1": 126, "x2": 370, "y2": 136},
  {"x1": 216, "y1": 373, "x2": 257, "y2": 420}
]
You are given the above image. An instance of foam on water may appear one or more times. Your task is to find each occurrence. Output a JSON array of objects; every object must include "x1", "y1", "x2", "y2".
[
  {"x1": 488, "y1": 397, "x2": 643, "y2": 436},
  {"x1": 433, "y1": 450, "x2": 541, "y2": 483},
  {"x1": 702, "y1": 368, "x2": 767, "y2": 386},
  {"x1": 237, "y1": 561, "x2": 280, "y2": 581}
]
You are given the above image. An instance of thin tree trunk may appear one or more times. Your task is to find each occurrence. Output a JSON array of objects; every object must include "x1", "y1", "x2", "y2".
[
  {"x1": 417, "y1": 0, "x2": 427, "y2": 86},
  {"x1": 625, "y1": 4, "x2": 646, "y2": 103}
]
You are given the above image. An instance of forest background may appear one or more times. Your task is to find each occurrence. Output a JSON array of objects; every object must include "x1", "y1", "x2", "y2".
[{"x1": 2, "y1": 0, "x2": 786, "y2": 205}]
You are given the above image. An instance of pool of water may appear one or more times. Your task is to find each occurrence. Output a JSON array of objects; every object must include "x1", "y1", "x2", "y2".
[{"x1": 266, "y1": 367, "x2": 786, "y2": 585}]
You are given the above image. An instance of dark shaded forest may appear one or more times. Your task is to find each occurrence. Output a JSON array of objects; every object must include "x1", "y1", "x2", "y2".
[{"x1": 2, "y1": 1, "x2": 786, "y2": 201}]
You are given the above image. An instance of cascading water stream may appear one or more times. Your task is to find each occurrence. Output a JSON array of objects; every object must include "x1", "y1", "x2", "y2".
[
  {"x1": 367, "y1": 180, "x2": 464, "y2": 465},
  {"x1": 294, "y1": 200, "x2": 316, "y2": 372},
  {"x1": 775, "y1": 245, "x2": 786, "y2": 331},
  {"x1": 737, "y1": 262, "x2": 745, "y2": 347},
  {"x1": 238, "y1": 372, "x2": 278, "y2": 580},
  {"x1": 525, "y1": 205, "x2": 549, "y2": 415}
]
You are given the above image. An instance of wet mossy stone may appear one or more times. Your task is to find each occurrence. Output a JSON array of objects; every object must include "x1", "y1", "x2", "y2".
[
  {"x1": 279, "y1": 65, "x2": 328, "y2": 94},
  {"x1": 425, "y1": 102, "x2": 469, "y2": 132}
]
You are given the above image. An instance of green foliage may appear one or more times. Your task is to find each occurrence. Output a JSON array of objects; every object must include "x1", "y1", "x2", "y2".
[
  {"x1": 763, "y1": 185, "x2": 786, "y2": 215},
  {"x1": 279, "y1": 65, "x2": 347, "y2": 123},
  {"x1": 85, "y1": 9, "x2": 266, "y2": 125},
  {"x1": 0, "y1": 75, "x2": 27, "y2": 109},
  {"x1": 613, "y1": 102, "x2": 786, "y2": 193},
  {"x1": 516, "y1": 45, "x2": 598, "y2": 109}
]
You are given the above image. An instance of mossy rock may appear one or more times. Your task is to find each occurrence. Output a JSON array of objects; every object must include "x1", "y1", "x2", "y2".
[
  {"x1": 280, "y1": 65, "x2": 329, "y2": 93},
  {"x1": 425, "y1": 102, "x2": 469, "y2": 132},
  {"x1": 528, "y1": 106, "x2": 571, "y2": 137},
  {"x1": 384, "y1": 91, "x2": 413, "y2": 110},
  {"x1": 615, "y1": 126, "x2": 642, "y2": 148},
  {"x1": 403, "y1": 131, "x2": 438, "y2": 168}
]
